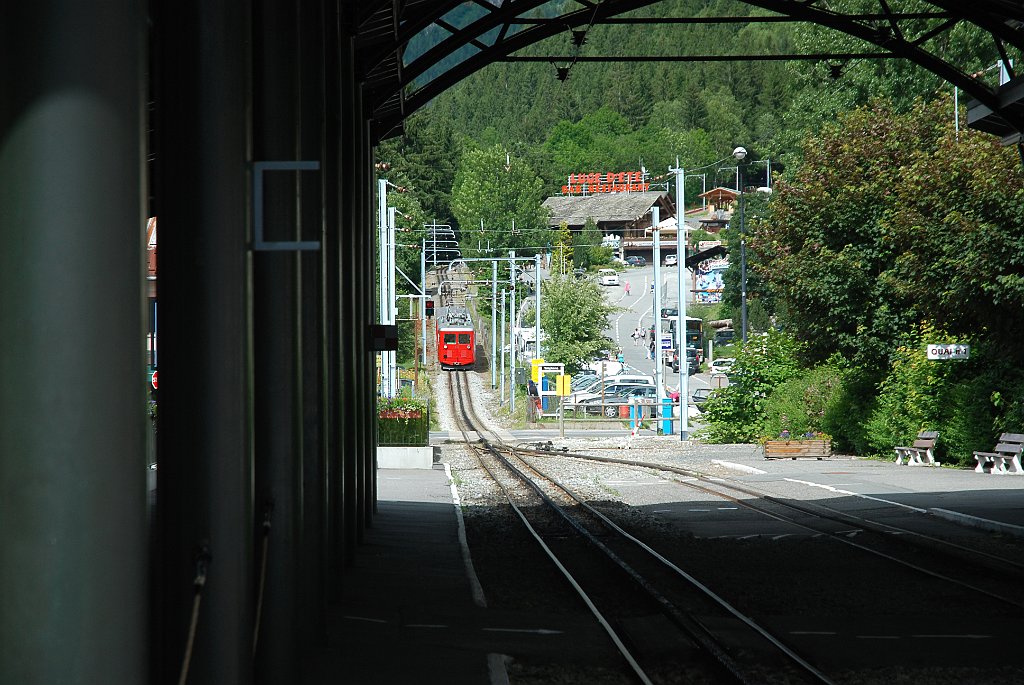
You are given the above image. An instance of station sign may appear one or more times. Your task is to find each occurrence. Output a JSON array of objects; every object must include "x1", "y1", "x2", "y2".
[
  {"x1": 661, "y1": 337, "x2": 673, "y2": 350},
  {"x1": 927, "y1": 344, "x2": 970, "y2": 360}
]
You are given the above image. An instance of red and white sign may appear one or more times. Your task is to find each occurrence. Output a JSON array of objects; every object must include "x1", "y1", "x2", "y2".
[
  {"x1": 561, "y1": 170, "x2": 649, "y2": 195},
  {"x1": 151, "y1": 370, "x2": 159, "y2": 389}
]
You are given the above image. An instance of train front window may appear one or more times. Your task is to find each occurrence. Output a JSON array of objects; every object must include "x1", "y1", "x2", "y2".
[
  {"x1": 444, "y1": 334, "x2": 456, "y2": 344},
  {"x1": 458, "y1": 334, "x2": 471, "y2": 344}
]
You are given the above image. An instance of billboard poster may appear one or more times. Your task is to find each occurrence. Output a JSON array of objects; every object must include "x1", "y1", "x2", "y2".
[{"x1": 695, "y1": 257, "x2": 728, "y2": 303}]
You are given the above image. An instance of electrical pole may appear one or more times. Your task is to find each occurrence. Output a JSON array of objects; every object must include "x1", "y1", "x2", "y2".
[{"x1": 672, "y1": 159, "x2": 689, "y2": 440}]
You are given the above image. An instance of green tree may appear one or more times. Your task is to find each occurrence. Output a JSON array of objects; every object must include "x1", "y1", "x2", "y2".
[
  {"x1": 752, "y1": 97, "x2": 1024, "y2": 369},
  {"x1": 539, "y1": 274, "x2": 615, "y2": 374},
  {"x1": 553, "y1": 221, "x2": 573, "y2": 275},
  {"x1": 450, "y1": 144, "x2": 550, "y2": 262}
]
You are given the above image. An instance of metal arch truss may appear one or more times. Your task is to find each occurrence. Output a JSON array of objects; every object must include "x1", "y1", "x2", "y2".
[{"x1": 354, "y1": 0, "x2": 1024, "y2": 145}]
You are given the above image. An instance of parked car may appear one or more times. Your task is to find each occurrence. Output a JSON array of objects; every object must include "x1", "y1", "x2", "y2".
[
  {"x1": 660, "y1": 305, "x2": 678, "y2": 319},
  {"x1": 597, "y1": 268, "x2": 620, "y2": 286},
  {"x1": 713, "y1": 328, "x2": 735, "y2": 345},
  {"x1": 665, "y1": 254, "x2": 678, "y2": 266},
  {"x1": 625, "y1": 255, "x2": 647, "y2": 267},
  {"x1": 577, "y1": 384, "x2": 657, "y2": 417},
  {"x1": 710, "y1": 357, "x2": 735, "y2": 374},
  {"x1": 668, "y1": 347, "x2": 700, "y2": 374},
  {"x1": 691, "y1": 387, "x2": 713, "y2": 406},
  {"x1": 572, "y1": 268, "x2": 587, "y2": 279}
]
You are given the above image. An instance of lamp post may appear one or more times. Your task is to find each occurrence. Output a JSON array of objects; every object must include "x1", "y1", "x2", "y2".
[{"x1": 732, "y1": 146, "x2": 748, "y2": 344}]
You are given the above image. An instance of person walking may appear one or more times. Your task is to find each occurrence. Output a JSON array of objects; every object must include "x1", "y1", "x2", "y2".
[
  {"x1": 649, "y1": 338, "x2": 656, "y2": 360},
  {"x1": 623, "y1": 280, "x2": 630, "y2": 296}
]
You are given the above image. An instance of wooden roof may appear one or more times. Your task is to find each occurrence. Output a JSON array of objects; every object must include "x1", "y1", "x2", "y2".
[{"x1": 542, "y1": 191, "x2": 673, "y2": 227}]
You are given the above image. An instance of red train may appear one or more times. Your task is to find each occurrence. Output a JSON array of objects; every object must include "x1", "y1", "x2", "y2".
[{"x1": 436, "y1": 306, "x2": 475, "y2": 369}]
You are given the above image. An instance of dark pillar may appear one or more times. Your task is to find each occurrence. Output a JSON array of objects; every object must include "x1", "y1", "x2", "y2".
[
  {"x1": 0, "y1": 4, "x2": 147, "y2": 683},
  {"x1": 339, "y1": 27, "x2": 360, "y2": 563},
  {"x1": 151, "y1": 1, "x2": 254, "y2": 683},
  {"x1": 298, "y1": 0, "x2": 328, "y2": 655},
  {"x1": 322, "y1": 3, "x2": 346, "y2": 590}
]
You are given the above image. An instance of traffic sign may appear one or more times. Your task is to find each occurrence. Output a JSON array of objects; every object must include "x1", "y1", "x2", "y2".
[{"x1": 151, "y1": 370, "x2": 159, "y2": 389}]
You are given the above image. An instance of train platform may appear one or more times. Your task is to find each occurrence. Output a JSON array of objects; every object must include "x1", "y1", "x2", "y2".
[{"x1": 309, "y1": 464, "x2": 605, "y2": 685}]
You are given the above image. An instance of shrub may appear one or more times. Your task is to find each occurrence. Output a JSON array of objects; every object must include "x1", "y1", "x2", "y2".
[
  {"x1": 761, "y1": 359, "x2": 847, "y2": 441},
  {"x1": 696, "y1": 329, "x2": 802, "y2": 443},
  {"x1": 377, "y1": 396, "x2": 429, "y2": 446}
]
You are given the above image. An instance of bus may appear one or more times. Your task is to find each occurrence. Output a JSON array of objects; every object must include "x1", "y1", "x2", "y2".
[{"x1": 668, "y1": 316, "x2": 704, "y2": 364}]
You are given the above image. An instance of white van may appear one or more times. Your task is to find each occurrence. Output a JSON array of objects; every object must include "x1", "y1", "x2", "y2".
[{"x1": 597, "y1": 268, "x2": 619, "y2": 286}]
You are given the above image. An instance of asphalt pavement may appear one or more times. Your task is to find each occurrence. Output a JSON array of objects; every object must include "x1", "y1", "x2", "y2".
[{"x1": 602, "y1": 264, "x2": 714, "y2": 400}]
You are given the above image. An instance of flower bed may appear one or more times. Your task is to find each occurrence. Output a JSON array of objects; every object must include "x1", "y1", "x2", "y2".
[{"x1": 378, "y1": 396, "x2": 429, "y2": 447}]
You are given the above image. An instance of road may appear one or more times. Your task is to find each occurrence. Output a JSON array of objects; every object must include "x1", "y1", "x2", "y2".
[{"x1": 600, "y1": 264, "x2": 720, "y2": 400}]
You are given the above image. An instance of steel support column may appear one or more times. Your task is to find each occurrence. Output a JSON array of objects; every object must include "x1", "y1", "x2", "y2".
[
  {"x1": 151, "y1": 1, "x2": 254, "y2": 682},
  {"x1": 297, "y1": 0, "x2": 328, "y2": 656},
  {"x1": 0, "y1": 4, "x2": 147, "y2": 683},
  {"x1": 252, "y1": 0, "x2": 306, "y2": 678}
]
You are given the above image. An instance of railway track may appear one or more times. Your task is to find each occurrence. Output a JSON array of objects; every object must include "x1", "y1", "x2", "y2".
[
  {"x1": 446, "y1": 370, "x2": 835, "y2": 685},
  {"x1": 525, "y1": 450, "x2": 1024, "y2": 610}
]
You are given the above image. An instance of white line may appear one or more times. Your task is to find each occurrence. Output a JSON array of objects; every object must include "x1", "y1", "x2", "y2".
[
  {"x1": 913, "y1": 634, "x2": 992, "y2": 639},
  {"x1": 689, "y1": 508, "x2": 711, "y2": 512},
  {"x1": 482, "y1": 628, "x2": 565, "y2": 635},
  {"x1": 445, "y1": 462, "x2": 489, "y2": 608},
  {"x1": 713, "y1": 460, "x2": 766, "y2": 474},
  {"x1": 343, "y1": 615, "x2": 388, "y2": 624},
  {"x1": 717, "y1": 506, "x2": 739, "y2": 510},
  {"x1": 772, "y1": 534, "x2": 794, "y2": 541},
  {"x1": 783, "y1": 478, "x2": 928, "y2": 513}
]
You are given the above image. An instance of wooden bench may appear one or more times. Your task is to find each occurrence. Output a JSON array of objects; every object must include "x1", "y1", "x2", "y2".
[
  {"x1": 894, "y1": 431, "x2": 939, "y2": 466},
  {"x1": 973, "y1": 433, "x2": 1024, "y2": 475},
  {"x1": 764, "y1": 439, "x2": 832, "y2": 460}
]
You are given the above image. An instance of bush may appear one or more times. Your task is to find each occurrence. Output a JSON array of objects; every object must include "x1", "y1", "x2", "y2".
[
  {"x1": 760, "y1": 359, "x2": 847, "y2": 441},
  {"x1": 377, "y1": 396, "x2": 429, "y2": 446},
  {"x1": 695, "y1": 330, "x2": 802, "y2": 443}
]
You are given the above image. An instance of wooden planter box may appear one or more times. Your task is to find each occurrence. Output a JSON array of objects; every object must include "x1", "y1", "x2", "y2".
[{"x1": 763, "y1": 439, "x2": 832, "y2": 460}]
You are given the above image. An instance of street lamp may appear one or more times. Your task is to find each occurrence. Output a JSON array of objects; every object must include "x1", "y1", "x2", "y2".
[{"x1": 732, "y1": 146, "x2": 748, "y2": 343}]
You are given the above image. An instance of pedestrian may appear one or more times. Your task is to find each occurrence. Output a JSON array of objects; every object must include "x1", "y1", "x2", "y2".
[
  {"x1": 624, "y1": 280, "x2": 630, "y2": 296},
  {"x1": 649, "y1": 338, "x2": 655, "y2": 360},
  {"x1": 650, "y1": 281, "x2": 654, "y2": 294}
]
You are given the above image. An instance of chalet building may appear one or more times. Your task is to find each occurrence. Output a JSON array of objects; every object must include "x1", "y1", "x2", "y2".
[{"x1": 542, "y1": 190, "x2": 677, "y2": 262}]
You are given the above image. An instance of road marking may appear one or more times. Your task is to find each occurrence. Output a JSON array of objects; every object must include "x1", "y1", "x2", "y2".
[
  {"x1": 790, "y1": 631, "x2": 837, "y2": 635},
  {"x1": 713, "y1": 460, "x2": 765, "y2": 474},
  {"x1": 772, "y1": 534, "x2": 794, "y2": 540},
  {"x1": 783, "y1": 478, "x2": 928, "y2": 513},
  {"x1": 855, "y1": 635, "x2": 900, "y2": 639},
  {"x1": 344, "y1": 615, "x2": 389, "y2": 624},
  {"x1": 689, "y1": 508, "x2": 711, "y2": 512},
  {"x1": 483, "y1": 628, "x2": 564, "y2": 635},
  {"x1": 912, "y1": 634, "x2": 992, "y2": 639},
  {"x1": 718, "y1": 506, "x2": 739, "y2": 510}
]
